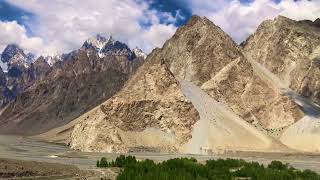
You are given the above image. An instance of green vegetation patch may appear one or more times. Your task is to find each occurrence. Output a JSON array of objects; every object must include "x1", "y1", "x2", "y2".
[{"x1": 97, "y1": 155, "x2": 320, "y2": 180}]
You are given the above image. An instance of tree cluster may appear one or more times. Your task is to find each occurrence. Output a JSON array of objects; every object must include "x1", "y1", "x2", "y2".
[{"x1": 96, "y1": 155, "x2": 320, "y2": 180}]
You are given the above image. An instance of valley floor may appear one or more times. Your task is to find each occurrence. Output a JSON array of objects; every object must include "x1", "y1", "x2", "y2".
[{"x1": 0, "y1": 135, "x2": 320, "y2": 179}]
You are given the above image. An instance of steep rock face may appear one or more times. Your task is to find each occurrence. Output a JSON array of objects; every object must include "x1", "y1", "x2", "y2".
[
  {"x1": 28, "y1": 57, "x2": 51, "y2": 81},
  {"x1": 71, "y1": 49, "x2": 199, "y2": 153},
  {"x1": 242, "y1": 16, "x2": 320, "y2": 104},
  {"x1": 82, "y1": 35, "x2": 140, "y2": 60},
  {"x1": 0, "y1": 44, "x2": 36, "y2": 97},
  {"x1": 1, "y1": 44, "x2": 34, "y2": 71},
  {"x1": 70, "y1": 16, "x2": 304, "y2": 154},
  {"x1": 0, "y1": 68, "x2": 14, "y2": 108},
  {"x1": 0, "y1": 41, "x2": 144, "y2": 135},
  {"x1": 159, "y1": 16, "x2": 303, "y2": 129}
]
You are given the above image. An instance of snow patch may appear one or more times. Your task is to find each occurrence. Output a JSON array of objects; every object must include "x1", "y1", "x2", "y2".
[{"x1": 133, "y1": 47, "x2": 147, "y2": 59}]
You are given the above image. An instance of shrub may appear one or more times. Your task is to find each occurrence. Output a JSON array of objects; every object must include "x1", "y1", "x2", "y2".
[
  {"x1": 268, "y1": 160, "x2": 289, "y2": 171},
  {"x1": 96, "y1": 155, "x2": 320, "y2": 180}
]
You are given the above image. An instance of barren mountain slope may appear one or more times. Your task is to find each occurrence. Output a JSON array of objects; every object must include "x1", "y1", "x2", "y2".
[
  {"x1": 242, "y1": 16, "x2": 320, "y2": 104},
  {"x1": 242, "y1": 16, "x2": 320, "y2": 152},
  {"x1": 70, "y1": 16, "x2": 304, "y2": 154},
  {"x1": 280, "y1": 91, "x2": 320, "y2": 152},
  {"x1": 0, "y1": 68, "x2": 14, "y2": 108},
  {"x1": 70, "y1": 49, "x2": 199, "y2": 153},
  {"x1": 0, "y1": 48, "x2": 143, "y2": 135},
  {"x1": 180, "y1": 80, "x2": 278, "y2": 154},
  {"x1": 158, "y1": 16, "x2": 303, "y2": 129}
]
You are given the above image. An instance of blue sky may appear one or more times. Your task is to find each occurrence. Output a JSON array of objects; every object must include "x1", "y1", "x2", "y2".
[
  {"x1": 0, "y1": 0, "x2": 319, "y2": 55},
  {"x1": 0, "y1": 0, "x2": 34, "y2": 34}
]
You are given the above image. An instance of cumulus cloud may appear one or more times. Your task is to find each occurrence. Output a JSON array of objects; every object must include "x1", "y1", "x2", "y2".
[
  {"x1": 0, "y1": 20, "x2": 44, "y2": 53},
  {"x1": 3, "y1": 0, "x2": 319, "y2": 56},
  {"x1": 190, "y1": 0, "x2": 320, "y2": 43},
  {"x1": 5, "y1": 0, "x2": 178, "y2": 55},
  {"x1": 0, "y1": 16, "x2": 51, "y2": 55}
]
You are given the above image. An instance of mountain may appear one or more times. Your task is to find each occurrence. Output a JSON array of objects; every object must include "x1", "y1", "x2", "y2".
[
  {"x1": 0, "y1": 35, "x2": 145, "y2": 136},
  {"x1": 242, "y1": 16, "x2": 320, "y2": 104},
  {"x1": 45, "y1": 55, "x2": 62, "y2": 66},
  {"x1": 157, "y1": 16, "x2": 302, "y2": 130},
  {"x1": 82, "y1": 35, "x2": 146, "y2": 60},
  {"x1": 70, "y1": 48, "x2": 200, "y2": 153},
  {"x1": 69, "y1": 16, "x2": 304, "y2": 154},
  {"x1": 28, "y1": 57, "x2": 51, "y2": 81},
  {"x1": 82, "y1": 34, "x2": 108, "y2": 52},
  {"x1": 1, "y1": 44, "x2": 35, "y2": 70},
  {"x1": 0, "y1": 67, "x2": 14, "y2": 108},
  {"x1": 133, "y1": 48, "x2": 147, "y2": 59},
  {"x1": 1, "y1": 16, "x2": 319, "y2": 154},
  {"x1": 0, "y1": 44, "x2": 38, "y2": 98},
  {"x1": 242, "y1": 16, "x2": 320, "y2": 152}
]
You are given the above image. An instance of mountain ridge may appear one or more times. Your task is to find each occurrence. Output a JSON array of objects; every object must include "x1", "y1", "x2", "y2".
[
  {"x1": 0, "y1": 35, "x2": 146, "y2": 135},
  {"x1": 1, "y1": 15, "x2": 320, "y2": 154},
  {"x1": 69, "y1": 15, "x2": 304, "y2": 154}
]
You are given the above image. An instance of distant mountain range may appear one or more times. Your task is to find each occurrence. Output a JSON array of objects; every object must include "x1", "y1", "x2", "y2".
[
  {"x1": 0, "y1": 34, "x2": 146, "y2": 135},
  {"x1": 1, "y1": 16, "x2": 320, "y2": 154}
]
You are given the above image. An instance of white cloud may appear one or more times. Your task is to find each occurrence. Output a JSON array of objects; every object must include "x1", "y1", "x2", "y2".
[
  {"x1": 0, "y1": 20, "x2": 44, "y2": 54},
  {"x1": 5, "y1": 0, "x2": 178, "y2": 55},
  {"x1": 190, "y1": 0, "x2": 320, "y2": 43},
  {"x1": 4, "y1": 0, "x2": 319, "y2": 56}
]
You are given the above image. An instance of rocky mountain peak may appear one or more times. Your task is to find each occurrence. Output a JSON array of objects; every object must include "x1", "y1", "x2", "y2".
[
  {"x1": 0, "y1": 44, "x2": 35, "y2": 70},
  {"x1": 313, "y1": 18, "x2": 320, "y2": 27},
  {"x1": 242, "y1": 15, "x2": 320, "y2": 91},
  {"x1": 82, "y1": 34, "x2": 143, "y2": 60},
  {"x1": 101, "y1": 39, "x2": 132, "y2": 57},
  {"x1": 0, "y1": 32, "x2": 146, "y2": 136},
  {"x1": 34, "y1": 56, "x2": 50, "y2": 66},
  {"x1": 160, "y1": 13, "x2": 241, "y2": 86},
  {"x1": 82, "y1": 34, "x2": 108, "y2": 51},
  {"x1": 69, "y1": 15, "x2": 303, "y2": 154},
  {"x1": 1, "y1": 44, "x2": 24, "y2": 63},
  {"x1": 275, "y1": 15, "x2": 291, "y2": 21},
  {"x1": 133, "y1": 47, "x2": 147, "y2": 59},
  {"x1": 44, "y1": 55, "x2": 62, "y2": 66},
  {"x1": 185, "y1": 15, "x2": 222, "y2": 30}
]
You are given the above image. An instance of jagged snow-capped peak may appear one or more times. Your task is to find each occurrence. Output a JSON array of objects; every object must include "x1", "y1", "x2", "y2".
[
  {"x1": 83, "y1": 34, "x2": 146, "y2": 60},
  {"x1": 0, "y1": 44, "x2": 35, "y2": 69},
  {"x1": 1, "y1": 44, "x2": 23, "y2": 63},
  {"x1": 83, "y1": 34, "x2": 108, "y2": 51},
  {"x1": 133, "y1": 47, "x2": 147, "y2": 59},
  {"x1": 45, "y1": 55, "x2": 62, "y2": 66}
]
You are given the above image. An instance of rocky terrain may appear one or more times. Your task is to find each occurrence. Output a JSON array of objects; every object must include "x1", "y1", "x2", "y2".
[
  {"x1": 0, "y1": 44, "x2": 36, "y2": 107},
  {"x1": 242, "y1": 16, "x2": 320, "y2": 152},
  {"x1": 1, "y1": 15, "x2": 320, "y2": 154},
  {"x1": 0, "y1": 67, "x2": 14, "y2": 108},
  {"x1": 153, "y1": 16, "x2": 303, "y2": 130},
  {"x1": 70, "y1": 15, "x2": 312, "y2": 154},
  {"x1": 0, "y1": 35, "x2": 146, "y2": 135},
  {"x1": 70, "y1": 48, "x2": 199, "y2": 153},
  {"x1": 242, "y1": 16, "x2": 320, "y2": 103},
  {"x1": 0, "y1": 158, "x2": 85, "y2": 179}
]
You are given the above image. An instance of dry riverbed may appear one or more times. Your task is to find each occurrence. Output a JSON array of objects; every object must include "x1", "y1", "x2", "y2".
[
  {"x1": 0, "y1": 158, "x2": 121, "y2": 180},
  {"x1": 1, "y1": 135, "x2": 320, "y2": 179},
  {"x1": 0, "y1": 158, "x2": 85, "y2": 179}
]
